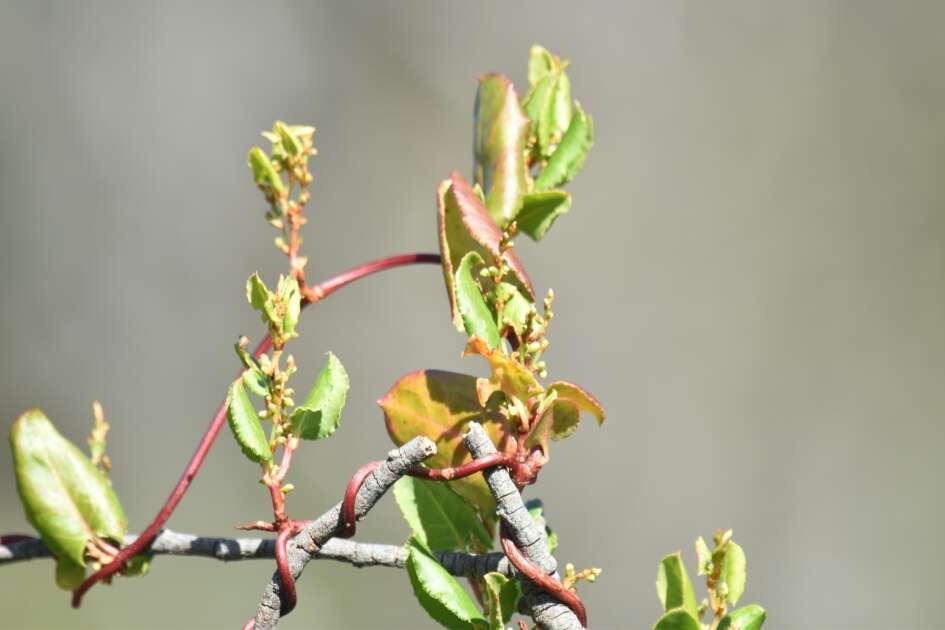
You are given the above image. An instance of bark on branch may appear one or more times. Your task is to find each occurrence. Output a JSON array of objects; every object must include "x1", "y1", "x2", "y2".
[
  {"x1": 251, "y1": 436, "x2": 436, "y2": 629},
  {"x1": 0, "y1": 530, "x2": 510, "y2": 575},
  {"x1": 4, "y1": 428, "x2": 582, "y2": 629},
  {"x1": 464, "y1": 422, "x2": 585, "y2": 630}
]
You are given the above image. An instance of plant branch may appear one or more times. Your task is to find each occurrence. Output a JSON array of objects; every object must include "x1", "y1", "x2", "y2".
[
  {"x1": 69, "y1": 252, "x2": 440, "y2": 607},
  {"x1": 0, "y1": 530, "x2": 512, "y2": 575},
  {"x1": 251, "y1": 436, "x2": 437, "y2": 629},
  {"x1": 464, "y1": 422, "x2": 586, "y2": 630}
]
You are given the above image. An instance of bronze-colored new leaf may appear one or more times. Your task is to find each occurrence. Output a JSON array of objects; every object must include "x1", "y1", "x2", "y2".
[
  {"x1": 464, "y1": 336, "x2": 543, "y2": 405},
  {"x1": 525, "y1": 381, "x2": 605, "y2": 454},
  {"x1": 380, "y1": 369, "x2": 511, "y2": 519}
]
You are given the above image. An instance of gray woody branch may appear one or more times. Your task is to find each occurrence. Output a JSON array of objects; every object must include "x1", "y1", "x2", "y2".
[
  {"x1": 464, "y1": 422, "x2": 585, "y2": 630},
  {"x1": 3, "y1": 430, "x2": 581, "y2": 629},
  {"x1": 0, "y1": 531, "x2": 510, "y2": 576},
  {"x1": 251, "y1": 436, "x2": 435, "y2": 629}
]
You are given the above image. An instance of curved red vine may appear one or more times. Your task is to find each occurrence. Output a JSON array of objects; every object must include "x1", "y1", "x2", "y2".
[
  {"x1": 406, "y1": 453, "x2": 511, "y2": 481},
  {"x1": 274, "y1": 527, "x2": 297, "y2": 615},
  {"x1": 70, "y1": 252, "x2": 440, "y2": 607},
  {"x1": 339, "y1": 461, "x2": 383, "y2": 538},
  {"x1": 500, "y1": 527, "x2": 587, "y2": 627}
]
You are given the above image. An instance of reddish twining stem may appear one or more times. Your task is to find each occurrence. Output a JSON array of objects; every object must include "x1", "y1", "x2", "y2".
[
  {"x1": 71, "y1": 332, "x2": 273, "y2": 608},
  {"x1": 339, "y1": 461, "x2": 383, "y2": 538},
  {"x1": 339, "y1": 453, "x2": 586, "y2": 626},
  {"x1": 406, "y1": 453, "x2": 511, "y2": 481},
  {"x1": 303, "y1": 252, "x2": 441, "y2": 302},
  {"x1": 274, "y1": 527, "x2": 297, "y2": 615},
  {"x1": 500, "y1": 528, "x2": 588, "y2": 627},
  {"x1": 71, "y1": 252, "x2": 440, "y2": 607},
  {"x1": 275, "y1": 450, "x2": 500, "y2": 623},
  {"x1": 338, "y1": 455, "x2": 514, "y2": 539}
]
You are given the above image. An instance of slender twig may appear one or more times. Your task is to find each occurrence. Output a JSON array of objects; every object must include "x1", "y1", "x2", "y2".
[
  {"x1": 70, "y1": 252, "x2": 441, "y2": 607},
  {"x1": 464, "y1": 422, "x2": 585, "y2": 630},
  {"x1": 303, "y1": 252, "x2": 441, "y2": 302},
  {"x1": 0, "y1": 530, "x2": 511, "y2": 576}
]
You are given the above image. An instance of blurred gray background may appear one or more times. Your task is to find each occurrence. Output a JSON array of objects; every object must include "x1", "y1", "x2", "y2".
[{"x1": 1, "y1": 2, "x2": 943, "y2": 628}]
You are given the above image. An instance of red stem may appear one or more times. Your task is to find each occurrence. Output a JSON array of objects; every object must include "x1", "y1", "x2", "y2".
[
  {"x1": 274, "y1": 527, "x2": 297, "y2": 615},
  {"x1": 500, "y1": 528, "x2": 588, "y2": 627},
  {"x1": 306, "y1": 253, "x2": 441, "y2": 301},
  {"x1": 339, "y1": 461, "x2": 383, "y2": 539},
  {"x1": 71, "y1": 252, "x2": 440, "y2": 607},
  {"x1": 406, "y1": 453, "x2": 511, "y2": 481}
]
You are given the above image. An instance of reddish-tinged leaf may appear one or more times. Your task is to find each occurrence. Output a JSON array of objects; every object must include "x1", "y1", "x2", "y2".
[
  {"x1": 525, "y1": 398, "x2": 580, "y2": 454},
  {"x1": 474, "y1": 74, "x2": 530, "y2": 228},
  {"x1": 438, "y1": 172, "x2": 534, "y2": 331},
  {"x1": 525, "y1": 381, "x2": 605, "y2": 454},
  {"x1": 547, "y1": 381, "x2": 605, "y2": 425},
  {"x1": 380, "y1": 370, "x2": 511, "y2": 518},
  {"x1": 464, "y1": 337, "x2": 542, "y2": 404}
]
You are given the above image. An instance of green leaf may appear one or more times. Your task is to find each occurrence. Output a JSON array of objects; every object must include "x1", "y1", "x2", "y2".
[
  {"x1": 55, "y1": 556, "x2": 85, "y2": 590},
  {"x1": 464, "y1": 337, "x2": 542, "y2": 405},
  {"x1": 653, "y1": 608, "x2": 702, "y2": 630},
  {"x1": 247, "y1": 147, "x2": 286, "y2": 194},
  {"x1": 226, "y1": 379, "x2": 272, "y2": 464},
  {"x1": 406, "y1": 537, "x2": 487, "y2": 629},
  {"x1": 234, "y1": 341, "x2": 269, "y2": 396},
  {"x1": 721, "y1": 541, "x2": 747, "y2": 606},
  {"x1": 523, "y1": 47, "x2": 572, "y2": 160},
  {"x1": 246, "y1": 273, "x2": 278, "y2": 326},
  {"x1": 393, "y1": 476, "x2": 492, "y2": 551},
  {"x1": 86, "y1": 401, "x2": 109, "y2": 468},
  {"x1": 528, "y1": 44, "x2": 557, "y2": 86},
  {"x1": 242, "y1": 368, "x2": 269, "y2": 397},
  {"x1": 121, "y1": 553, "x2": 153, "y2": 578},
  {"x1": 276, "y1": 275, "x2": 302, "y2": 338},
  {"x1": 246, "y1": 273, "x2": 299, "y2": 342},
  {"x1": 534, "y1": 102, "x2": 593, "y2": 192},
  {"x1": 547, "y1": 381, "x2": 605, "y2": 425},
  {"x1": 525, "y1": 398, "x2": 578, "y2": 455},
  {"x1": 381, "y1": 370, "x2": 510, "y2": 519},
  {"x1": 438, "y1": 172, "x2": 534, "y2": 333},
  {"x1": 274, "y1": 121, "x2": 302, "y2": 157},
  {"x1": 473, "y1": 74, "x2": 530, "y2": 228},
  {"x1": 656, "y1": 552, "x2": 699, "y2": 619},
  {"x1": 526, "y1": 499, "x2": 558, "y2": 553},
  {"x1": 695, "y1": 536, "x2": 712, "y2": 576},
  {"x1": 289, "y1": 352, "x2": 349, "y2": 441},
  {"x1": 517, "y1": 190, "x2": 572, "y2": 241},
  {"x1": 483, "y1": 571, "x2": 521, "y2": 628},
  {"x1": 10, "y1": 409, "x2": 127, "y2": 569},
  {"x1": 455, "y1": 252, "x2": 500, "y2": 350},
  {"x1": 526, "y1": 381, "x2": 604, "y2": 453},
  {"x1": 719, "y1": 604, "x2": 766, "y2": 630},
  {"x1": 493, "y1": 282, "x2": 533, "y2": 336}
]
